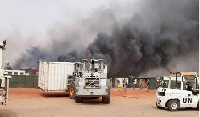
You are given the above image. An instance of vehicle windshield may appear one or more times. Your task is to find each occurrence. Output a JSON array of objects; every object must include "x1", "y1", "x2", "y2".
[
  {"x1": 184, "y1": 80, "x2": 199, "y2": 90},
  {"x1": 169, "y1": 81, "x2": 181, "y2": 89},
  {"x1": 84, "y1": 62, "x2": 102, "y2": 72}
]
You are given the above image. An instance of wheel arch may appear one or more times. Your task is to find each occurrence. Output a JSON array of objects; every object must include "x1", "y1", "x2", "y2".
[{"x1": 165, "y1": 98, "x2": 180, "y2": 108}]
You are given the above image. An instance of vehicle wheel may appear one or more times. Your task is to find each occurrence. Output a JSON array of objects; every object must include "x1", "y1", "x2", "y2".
[
  {"x1": 156, "y1": 102, "x2": 165, "y2": 109},
  {"x1": 75, "y1": 97, "x2": 79, "y2": 103},
  {"x1": 102, "y1": 97, "x2": 105, "y2": 103},
  {"x1": 102, "y1": 97, "x2": 110, "y2": 104},
  {"x1": 197, "y1": 101, "x2": 199, "y2": 110},
  {"x1": 79, "y1": 97, "x2": 83, "y2": 103},
  {"x1": 167, "y1": 100, "x2": 179, "y2": 111},
  {"x1": 69, "y1": 88, "x2": 74, "y2": 99},
  {"x1": 105, "y1": 97, "x2": 110, "y2": 104}
]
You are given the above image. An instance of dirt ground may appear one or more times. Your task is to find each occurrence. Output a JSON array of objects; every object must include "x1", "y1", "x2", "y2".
[{"x1": 0, "y1": 88, "x2": 198, "y2": 117}]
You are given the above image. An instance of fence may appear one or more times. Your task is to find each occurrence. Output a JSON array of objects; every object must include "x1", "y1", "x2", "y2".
[
  {"x1": 149, "y1": 78, "x2": 157, "y2": 89},
  {"x1": 9, "y1": 75, "x2": 38, "y2": 88},
  {"x1": 9, "y1": 76, "x2": 176, "y2": 89}
]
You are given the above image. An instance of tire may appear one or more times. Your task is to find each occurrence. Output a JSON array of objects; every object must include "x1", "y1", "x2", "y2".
[
  {"x1": 105, "y1": 97, "x2": 110, "y2": 104},
  {"x1": 167, "y1": 100, "x2": 179, "y2": 111},
  {"x1": 75, "y1": 97, "x2": 79, "y2": 103},
  {"x1": 197, "y1": 101, "x2": 199, "y2": 110},
  {"x1": 156, "y1": 102, "x2": 165, "y2": 109},
  {"x1": 69, "y1": 88, "x2": 74, "y2": 99},
  {"x1": 102, "y1": 97, "x2": 110, "y2": 104},
  {"x1": 102, "y1": 97, "x2": 105, "y2": 103},
  {"x1": 79, "y1": 97, "x2": 83, "y2": 103}
]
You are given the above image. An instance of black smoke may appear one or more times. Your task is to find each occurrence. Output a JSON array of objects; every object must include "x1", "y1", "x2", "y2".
[
  {"x1": 15, "y1": 47, "x2": 52, "y2": 68},
  {"x1": 57, "y1": 0, "x2": 199, "y2": 77},
  {"x1": 15, "y1": 0, "x2": 199, "y2": 77}
]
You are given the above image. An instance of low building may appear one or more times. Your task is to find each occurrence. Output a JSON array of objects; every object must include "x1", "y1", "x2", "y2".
[
  {"x1": 5, "y1": 70, "x2": 26, "y2": 75},
  {"x1": 19, "y1": 67, "x2": 38, "y2": 76},
  {"x1": 4, "y1": 63, "x2": 26, "y2": 75}
]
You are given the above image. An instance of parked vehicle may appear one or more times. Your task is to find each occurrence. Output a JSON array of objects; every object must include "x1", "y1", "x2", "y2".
[{"x1": 156, "y1": 72, "x2": 199, "y2": 111}]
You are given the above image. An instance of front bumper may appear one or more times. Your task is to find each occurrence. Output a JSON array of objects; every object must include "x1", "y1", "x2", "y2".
[
  {"x1": 156, "y1": 97, "x2": 166, "y2": 107},
  {"x1": 75, "y1": 87, "x2": 109, "y2": 97}
]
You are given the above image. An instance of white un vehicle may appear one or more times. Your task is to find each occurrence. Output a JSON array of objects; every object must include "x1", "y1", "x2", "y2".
[{"x1": 156, "y1": 72, "x2": 199, "y2": 111}]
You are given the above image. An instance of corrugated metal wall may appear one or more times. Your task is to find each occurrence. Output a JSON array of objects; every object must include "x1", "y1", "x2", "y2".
[{"x1": 9, "y1": 75, "x2": 38, "y2": 88}]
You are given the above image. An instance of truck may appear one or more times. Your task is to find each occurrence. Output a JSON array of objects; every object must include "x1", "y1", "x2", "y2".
[
  {"x1": 0, "y1": 40, "x2": 12, "y2": 105},
  {"x1": 156, "y1": 72, "x2": 199, "y2": 111},
  {"x1": 38, "y1": 57, "x2": 110, "y2": 103},
  {"x1": 68, "y1": 57, "x2": 110, "y2": 103}
]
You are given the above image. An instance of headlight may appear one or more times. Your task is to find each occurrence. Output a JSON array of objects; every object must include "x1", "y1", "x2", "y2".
[{"x1": 157, "y1": 100, "x2": 161, "y2": 104}]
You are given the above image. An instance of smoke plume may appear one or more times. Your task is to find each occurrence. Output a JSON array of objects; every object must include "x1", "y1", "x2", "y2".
[{"x1": 14, "y1": 0, "x2": 199, "y2": 77}]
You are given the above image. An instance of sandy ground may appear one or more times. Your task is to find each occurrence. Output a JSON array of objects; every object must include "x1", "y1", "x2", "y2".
[{"x1": 0, "y1": 88, "x2": 198, "y2": 117}]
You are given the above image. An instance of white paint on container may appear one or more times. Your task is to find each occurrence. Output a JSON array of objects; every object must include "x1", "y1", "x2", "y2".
[{"x1": 38, "y1": 61, "x2": 75, "y2": 92}]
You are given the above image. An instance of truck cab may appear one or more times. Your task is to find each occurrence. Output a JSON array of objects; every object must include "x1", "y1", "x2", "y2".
[
  {"x1": 156, "y1": 72, "x2": 199, "y2": 111},
  {"x1": 69, "y1": 58, "x2": 110, "y2": 103}
]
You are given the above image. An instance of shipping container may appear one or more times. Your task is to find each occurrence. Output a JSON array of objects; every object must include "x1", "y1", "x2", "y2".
[{"x1": 38, "y1": 61, "x2": 75, "y2": 92}]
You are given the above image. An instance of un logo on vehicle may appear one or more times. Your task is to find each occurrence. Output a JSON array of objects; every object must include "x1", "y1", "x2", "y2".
[{"x1": 183, "y1": 98, "x2": 192, "y2": 103}]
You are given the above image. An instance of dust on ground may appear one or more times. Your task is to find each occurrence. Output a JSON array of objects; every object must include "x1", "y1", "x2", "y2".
[{"x1": 0, "y1": 88, "x2": 198, "y2": 117}]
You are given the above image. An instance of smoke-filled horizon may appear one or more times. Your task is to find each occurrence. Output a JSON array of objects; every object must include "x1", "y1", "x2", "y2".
[{"x1": 14, "y1": 0, "x2": 199, "y2": 77}]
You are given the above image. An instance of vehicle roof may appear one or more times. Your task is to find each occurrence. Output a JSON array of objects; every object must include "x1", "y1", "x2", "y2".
[{"x1": 169, "y1": 72, "x2": 198, "y2": 77}]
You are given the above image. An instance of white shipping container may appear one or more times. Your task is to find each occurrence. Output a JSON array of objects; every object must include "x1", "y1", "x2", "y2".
[{"x1": 38, "y1": 61, "x2": 75, "y2": 92}]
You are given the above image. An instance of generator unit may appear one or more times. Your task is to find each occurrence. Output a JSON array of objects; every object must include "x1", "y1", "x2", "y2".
[{"x1": 156, "y1": 72, "x2": 199, "y2": 111}]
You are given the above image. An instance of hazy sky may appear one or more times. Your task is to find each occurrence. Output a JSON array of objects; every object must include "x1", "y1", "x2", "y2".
[
  {"x1": 0, "y1": 0, "x2": 109, "y2": 32},
  {"x1": 0, "y1": 0, "x2": 116, "y2": 64},
  {"x1": 0, "y1": 0, "x2": 138, "y2": 66},
  {"x1": 0, "y1": 0, "x2": 198, "y2": 76}
]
